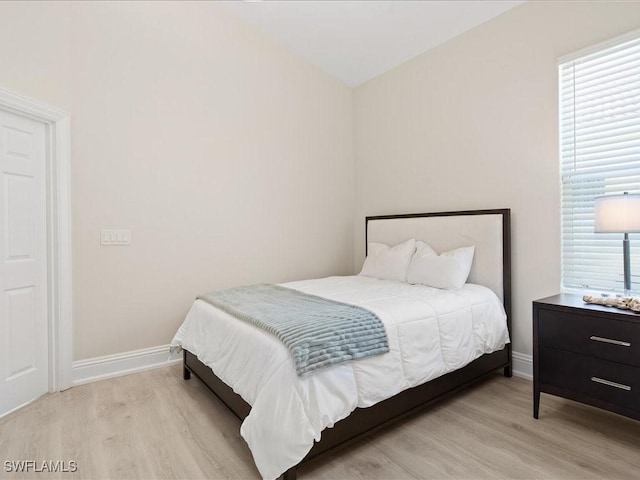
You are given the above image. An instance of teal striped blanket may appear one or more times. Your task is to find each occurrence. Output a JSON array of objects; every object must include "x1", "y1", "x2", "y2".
[{"x1": 197, "y1": 284, "x2": 389, "y2": 376}]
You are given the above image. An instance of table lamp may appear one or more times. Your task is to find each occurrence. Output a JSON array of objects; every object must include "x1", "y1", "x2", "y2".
[{"x1": 594, "y1": 192, "x2": 640, "y2": 296}]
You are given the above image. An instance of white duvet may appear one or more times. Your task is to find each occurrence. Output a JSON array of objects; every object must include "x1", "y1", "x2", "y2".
[{"x1": 171, "y1": 276, "x2": 509, "y2": 479}]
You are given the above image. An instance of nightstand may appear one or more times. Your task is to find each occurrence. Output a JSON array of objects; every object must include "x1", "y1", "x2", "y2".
[{"x1": 533, "y1": 294, "x2": 640, "y2": 421}]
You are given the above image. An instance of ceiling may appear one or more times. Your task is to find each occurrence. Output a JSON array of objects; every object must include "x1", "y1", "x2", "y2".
[{"x1": 220, "y1": 1, "x2": 525, "y2": 87}]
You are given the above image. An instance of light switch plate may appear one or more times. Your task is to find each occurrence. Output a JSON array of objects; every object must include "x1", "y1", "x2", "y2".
[{"x1": 101, "y1": 229, "x2": 131, "y2": 246}]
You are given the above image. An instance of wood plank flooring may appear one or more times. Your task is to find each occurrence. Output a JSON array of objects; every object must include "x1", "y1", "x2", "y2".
[{"x1": 1, "y1": 365, "x2": 639, "y2": 479}]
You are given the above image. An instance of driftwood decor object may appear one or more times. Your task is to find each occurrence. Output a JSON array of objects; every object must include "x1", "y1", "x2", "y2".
[{"x1": 583, "y1": 295, "x2": 640, "y2": 313}]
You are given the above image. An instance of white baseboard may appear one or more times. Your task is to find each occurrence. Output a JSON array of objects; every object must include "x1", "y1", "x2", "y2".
[
  {"x1": 72, "y1": 344, "x2": 181, "y2": 386},
  {"x1": 72, "y1": 345, "x2": 533, "y2": 386},
  {"x1": 512, "y1": 350, "x2": 533, "y2": 380}
]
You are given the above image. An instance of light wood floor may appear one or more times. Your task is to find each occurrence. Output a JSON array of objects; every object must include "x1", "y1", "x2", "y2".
[{"x1": 1, "y1": 365, "x2": 639, "y2": 480}]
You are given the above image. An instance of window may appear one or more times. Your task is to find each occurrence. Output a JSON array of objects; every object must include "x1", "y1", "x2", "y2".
[{"x1": 560, "y1": 31, "x2": 640, "y2": 294}]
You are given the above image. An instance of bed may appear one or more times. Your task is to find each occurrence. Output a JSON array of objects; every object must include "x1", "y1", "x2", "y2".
[{"x1": 174, "y1": 209, "x2": 512, "y2": 480}]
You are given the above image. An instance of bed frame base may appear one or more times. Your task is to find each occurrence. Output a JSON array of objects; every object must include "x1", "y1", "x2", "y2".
[{"x1": 184, "y1": 347, "x2": 509, "y2": 480}]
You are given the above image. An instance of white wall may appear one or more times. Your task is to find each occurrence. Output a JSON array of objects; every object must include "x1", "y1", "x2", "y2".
[
  {"x1": 0, "y1": 1, "x2": 354, "y2": 360},
  {"x1": 353, "y1": 1, "x2": 640, "y2": 357}
]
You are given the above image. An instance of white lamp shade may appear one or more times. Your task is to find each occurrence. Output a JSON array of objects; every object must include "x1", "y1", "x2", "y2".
[{"x1": 594, "y1": 193, "x2": 640, "y2": 233}]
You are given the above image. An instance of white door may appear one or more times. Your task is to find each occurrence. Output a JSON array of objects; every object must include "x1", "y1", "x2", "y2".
[{"x1": 0, "y1": 109, "x2": 48, "y2": 417}]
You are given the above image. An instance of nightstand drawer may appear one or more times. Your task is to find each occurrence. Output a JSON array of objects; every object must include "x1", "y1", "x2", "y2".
[
  {"x1": 540, "y1": 347, "x2": 640, "y2": 412},
  {"x1": 538, "y1": 309, "x2": 640, "y2": 367}
]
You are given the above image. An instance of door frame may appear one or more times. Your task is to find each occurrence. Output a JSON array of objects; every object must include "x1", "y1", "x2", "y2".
[{"x1": 0, "y1": 87, "x2": 73, "y2": 391}]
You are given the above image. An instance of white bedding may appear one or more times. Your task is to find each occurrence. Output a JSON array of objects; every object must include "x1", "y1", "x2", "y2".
[{"x1": 171, "y1": 276, "x2": 509, "y2": 479}]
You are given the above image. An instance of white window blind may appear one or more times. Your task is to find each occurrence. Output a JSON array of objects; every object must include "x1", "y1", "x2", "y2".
[{"x1": 560, "y1": 31, "x2": 640, "y2": 294}]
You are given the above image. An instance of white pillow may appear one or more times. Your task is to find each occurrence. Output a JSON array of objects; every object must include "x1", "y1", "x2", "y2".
[
  {"x1": 359, "y1": 238, "x2": 416, "y2": 282},
  {"x1": 406, "y1": 241, "x2": 475, "y2": 290}
]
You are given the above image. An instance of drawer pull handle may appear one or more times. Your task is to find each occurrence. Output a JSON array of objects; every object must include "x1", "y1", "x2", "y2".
[
  {"x1": 589, "y1": 336, "x2": 631, "y2": 347},
  {"x1": 591, "y1": 377, "x2": 632, "y2": 391}
]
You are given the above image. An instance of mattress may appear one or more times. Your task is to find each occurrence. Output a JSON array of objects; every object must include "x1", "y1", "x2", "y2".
[{"x1": 171, "y1": 275, "x2": 510, "y2": 480}]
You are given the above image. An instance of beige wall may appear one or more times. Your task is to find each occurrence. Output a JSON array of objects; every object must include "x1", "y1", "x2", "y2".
[
  {"x1": 354, "y1": 1, "x2": 640, "y2": 356},
  {"x1": 0, "y1": 2, "x2": 71, "y2": 108},
  {"x1": 3, "y1": 0, "x2": 640, "y2": 363},
  {"x1": 0, "y1": 2, "x2": 354, "y2": 360}
]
